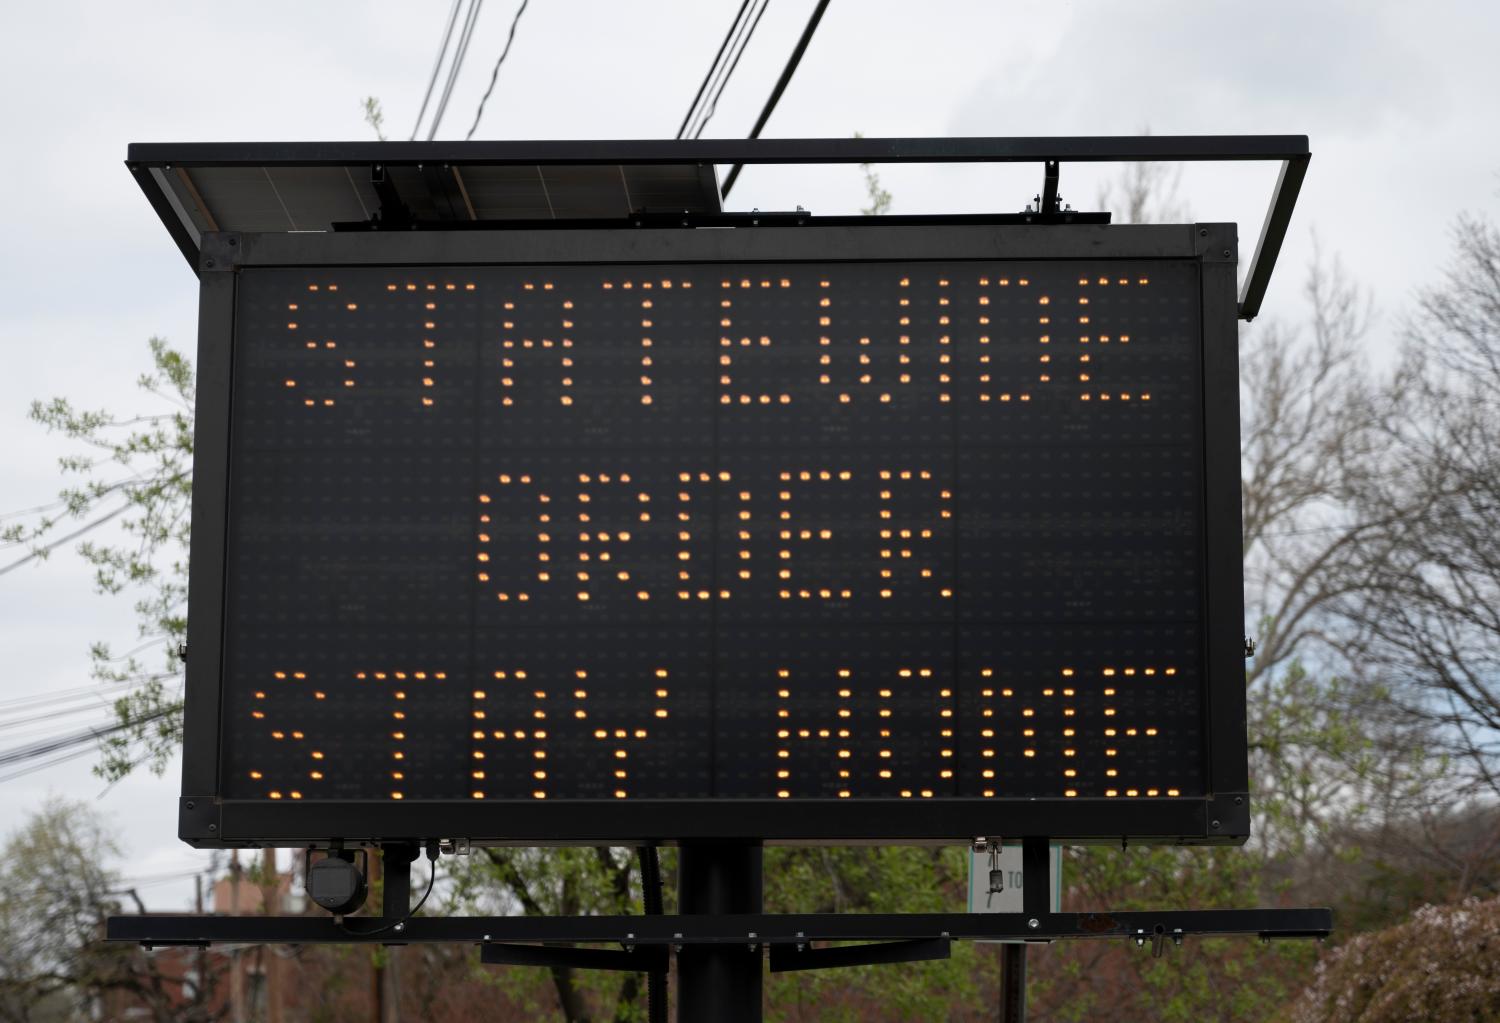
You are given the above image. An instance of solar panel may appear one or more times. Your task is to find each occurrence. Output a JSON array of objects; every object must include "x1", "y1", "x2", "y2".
[{"x1": 129, "y1": 143, "x2": 724, "y2": 267}]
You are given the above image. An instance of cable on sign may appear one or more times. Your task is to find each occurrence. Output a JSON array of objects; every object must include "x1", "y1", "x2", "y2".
[
  {"x1": 986, "y1": 844, "x2": 1005, "y2": 908},
  {"x1": 466, "y1": 0, "x2": 533, "y2": 140},
  {"x1": 342, "y1": 842, "x2": 440, "y2": 937}
]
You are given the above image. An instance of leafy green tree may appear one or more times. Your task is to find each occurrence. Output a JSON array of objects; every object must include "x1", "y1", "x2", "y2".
[
  {"x1": 764, "y1": 846, "x2": 982, "y2": 1022},
  {"x1": 362, "y1": 96, "x2": 388, "y2": 142},
  {"x1": 4, "y1": 337, "x2": 193, "y2": 781},
  {"x1": 442, "y1": 847, "x2": 647, "y2": 1022},
  {"x1": 0, "y1": 800, "x2": 221, "y2": 1022}
]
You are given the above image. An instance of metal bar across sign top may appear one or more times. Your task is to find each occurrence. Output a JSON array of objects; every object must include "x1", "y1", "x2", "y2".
[{"x1": 126, "y1": 135, "x2": 1307, "y2": 321}]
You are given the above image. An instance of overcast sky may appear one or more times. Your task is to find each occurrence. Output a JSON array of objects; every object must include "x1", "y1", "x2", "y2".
[{"x1": 2, "y1": 0, "x2": 1498, "y2": 912}]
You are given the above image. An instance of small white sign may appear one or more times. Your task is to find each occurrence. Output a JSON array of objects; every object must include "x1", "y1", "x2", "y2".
[{"x1": 966, "y1": 844, "x2": 1062, "y2": 924}]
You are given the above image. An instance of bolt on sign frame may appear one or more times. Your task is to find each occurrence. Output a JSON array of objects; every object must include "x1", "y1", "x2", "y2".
[{"x1": 125, "y1": 137, "x2": 1309, "y2": 851}]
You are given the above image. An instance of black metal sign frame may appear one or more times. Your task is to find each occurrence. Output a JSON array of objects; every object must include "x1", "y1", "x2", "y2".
[
  {"x1": 110, "y1": 906, "x2": 1329, "y2": 949},
  {"x1": 108, "y1": 836, "x2": 1331, "y2": 1023},
  {"x1": 126, "y1": 134, "x2": 1309, "y2": 321},
  {"x1": 179, "y1": 221, "x2": 1246, "y2": 848}
]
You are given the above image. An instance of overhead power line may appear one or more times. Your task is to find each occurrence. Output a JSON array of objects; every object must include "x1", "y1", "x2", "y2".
[
  {"x1": 0, "y1": 742, "x2": 104, "y2": 784},
  {"x1": 411, "y1": 0, "x2": 466, "y2": 140},
  {"x1": 0, "y1": 706, "x2": 173, "y2": 783},
  {"x1": 679, "y1": 0, "x2": 771, "y2": 141},
  {"x1": 115, "y1": 866, "x2": 214, "y2": 889},
  {"x1": 720, "y1": 0, "x2": 833, "y2": 199},
  {"x1": 0, "y1": 708, "x2": 169, "y2": 768},
  {"x1": 0, "y1": 698, "x2": 136, "y2": 736},
  {"x1": 0, "y1": 501, "x2": 131, "y2": 577},
  {"x1": 678, "y1": 0, "x2": 753, "y2": 138},
  {"x1": 0, "y1": 662, "x2": 172, "y2": 734},
  {"x1": 0, "y1": 677, "x2": 141, "y2": 715},
  {"x1": 690, "y1": 0, "x2": 771, "y2": 140},
  {"x1": 679, "y1": 0, "x2": 770, "y2": 140},
  {"x1": 466, "y1": 0, "x2": 533, "y2": 140},
  {"x1": 427, "y1": 0, "x2": 488, "y2": 140}
]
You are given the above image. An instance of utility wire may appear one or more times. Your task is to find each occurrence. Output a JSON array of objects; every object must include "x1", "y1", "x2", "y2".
[
  {"x1": 0, "y1": 696, "x2": 172, "y2": 786},
  {"x1": 682, "y1": 0, "x2": 770, "y2": 141},
  {"x1": 0, "y1": 684, "x2": 178, "y2": 756},
  {"x1": 411, "y1": 0, "x2": 466, "y2": 140},
  {"x1": 0, "y1": 677, "x2": 178, "y2": 783},
  {"x1": 677, "y1": 0, "x2": 753, "y2": 138},
  {"x1": 0, "y1": 502, "x2": 131, "y2": 577},
  {"x1": 0, "y1": 495, "x2": 75, "y2": 522},
  {"x1": 427, "y1": 0, "x2": 483, "y2": 138},
  {"x1": 690, "y1": 0, "x2": 771, "y2": 140},
  {"x1": 0, "y1": 696, "x2": 166, "y2": 736},
  {"x1": 0, "y1": 678, "x2": 141, "y2": 715},
  {"x1": 115, "y1": 866, "x2": 213, "y2": 889},
  {"x1": 0, "y1": 668, "x2": 174, "y2": 728},
  {"x1": 0, "y1": 699, "x2": 138, "y2": 736},
  {"x1": 465, "y1": 0, "x2": 533, "y2": 140},
  {"x1": 94, "y1": 635, "x2": 171, "y2": 665},
  {"x1": 0, "y1": 743, "x2": 103, "y2": 783},
  {"x1": 0, "y1": 707, "x2": 172, "y2": 773},
  {"x1": 427, "y1": 0, "x2": 487, "y2": 140},
  {"x1": 721, "y1": 0, "x2": 833, "y2": 198}
]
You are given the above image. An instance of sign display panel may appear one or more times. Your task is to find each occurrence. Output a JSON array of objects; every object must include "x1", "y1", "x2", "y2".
[{"x1": 220, "y1": 257, "x2": 1212, "y2": 814}]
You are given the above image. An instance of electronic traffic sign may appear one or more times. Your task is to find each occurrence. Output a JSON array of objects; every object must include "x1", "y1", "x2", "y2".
[{"x1": 176, "y1": 223, "x2": 1248, "y2": 846}]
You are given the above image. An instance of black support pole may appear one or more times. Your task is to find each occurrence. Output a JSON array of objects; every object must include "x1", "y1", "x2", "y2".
[
  {"x1": 382, "y1": 844, "x2": 417, "y2": 917},
  {"x1": 1040, "y1": 159, "x2": 1060, "y2": 214},
  {"x1": 1000, "y1": 945, "x2": 1026, "y2": 1023},
  {"x1": 1021, "y1": 838, "x2": 1049, "y2": 920},
  {"x1": 677, "y1": 843, "x2": 763, "y2": 1023},
  {"x1": 1001, "y1": 837, "x2": 1050, "y2": 1022}
]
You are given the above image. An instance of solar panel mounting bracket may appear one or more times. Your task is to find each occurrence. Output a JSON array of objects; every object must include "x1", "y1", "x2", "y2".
[
  {"x1": 197, "y1": 232, "x2": 239, "y2": 273},
  {"x1": 369, "y1": 164, "x2": 413, "y2": 229},
  {"x1": 126, "y1": 135, "x2": 1309, "y2": 319}
]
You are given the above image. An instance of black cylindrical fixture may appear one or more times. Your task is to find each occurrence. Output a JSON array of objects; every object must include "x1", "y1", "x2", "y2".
[{"x1": 677, "y1": 843, "x2": 763, "y2": 1022}]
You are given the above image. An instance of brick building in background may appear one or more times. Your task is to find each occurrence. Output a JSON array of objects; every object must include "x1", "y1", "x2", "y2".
[
  {"x1": 99, "y1": 851, "x2": 300, "y2": 1023},
  {"x1": 98, "y1": 852, "x2": 514, "y2": 1023}
]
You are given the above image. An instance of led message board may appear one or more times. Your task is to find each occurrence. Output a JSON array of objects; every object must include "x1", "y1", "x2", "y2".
[{"x1": 180, "y1": 224, "x2": 1247, "y2": 846}]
